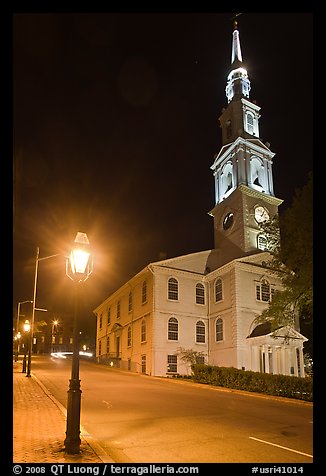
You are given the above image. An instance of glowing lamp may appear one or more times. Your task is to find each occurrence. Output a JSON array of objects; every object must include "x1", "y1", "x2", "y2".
[
  {"x1": 66, "y1": 232, "x2": 93, "y2": 283},
  {"x1": 23, "y1": 320, "x2": 31, "y2": 332}
]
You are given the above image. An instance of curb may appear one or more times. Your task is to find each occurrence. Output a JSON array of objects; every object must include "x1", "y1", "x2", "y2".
[{"x1": 31, "y1": 373, "x2": 115, "y2": 463}]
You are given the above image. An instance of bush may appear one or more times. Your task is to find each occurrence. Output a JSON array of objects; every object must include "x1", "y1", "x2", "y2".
[{"x1": 191, "y1": 364, "x2": 312, "y2": 401}]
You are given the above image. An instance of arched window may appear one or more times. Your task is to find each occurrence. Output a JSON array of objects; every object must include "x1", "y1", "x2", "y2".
[
  {"x1": 168, "y1": 317, "x2": 178, "y2": 341},
  {"x1": 215, "y1": 278, "x2": 223, "y2": 302},
  {"x1": 251, "y1": 157, "x2": 264, "y2": 189},
  {"x1": 256, "y1": 279, "x2": 275, "y2": 302},
  {"x1": 141, "y1": 319, "x2": 146, "y2": 342},
  {"x1": 142, "y1": 280, "x2": 147, "y2": 304},
  {"x1": 168, "y1": 277, "x2": 179, "y2": 301},
  {"x1": 196, "y1": 320, "x2": 206, "y2": 343},
  {"x1": 246, "y1": 112, "x2": 254, "y2": 134},
  {"x1": 221, "y1": 162, "x2": 234, "y2": 196},
  {"x1": 195, "y1": 283, "x2": 205, "y2": 305},
  {"x1": 216, "y1": 318, "x2": 223, "y2": 342}
]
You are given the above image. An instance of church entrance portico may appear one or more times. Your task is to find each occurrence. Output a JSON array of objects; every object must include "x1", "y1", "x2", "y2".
[{"x1": 247, "y1": 326, "x2": 307, "y2": 377}]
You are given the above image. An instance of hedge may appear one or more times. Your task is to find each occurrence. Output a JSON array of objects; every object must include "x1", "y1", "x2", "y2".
[{"x1": 191, "y1": 364, "x2": 313, "y2": 401}]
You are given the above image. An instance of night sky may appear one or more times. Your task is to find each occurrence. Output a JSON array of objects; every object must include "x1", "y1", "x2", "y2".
[{"x1": 13, "y1": 12, "x2": 313, "y2": 331}]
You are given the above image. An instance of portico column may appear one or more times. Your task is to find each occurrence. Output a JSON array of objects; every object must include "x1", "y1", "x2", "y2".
[
  {"x1": 298, "y1": 347, "x2": 305, "y2": 377},
  {"x1": 271, "y1": 345, "x2": 278, "y2": 375},
  {"x1": 263, "y1": 345, "x2": 269, "y2": 373}
]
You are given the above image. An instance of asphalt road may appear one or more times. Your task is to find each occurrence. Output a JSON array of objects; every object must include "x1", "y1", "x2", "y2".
[{"x1": 30, "y1": 355, "x2": 313, "y2": 464}]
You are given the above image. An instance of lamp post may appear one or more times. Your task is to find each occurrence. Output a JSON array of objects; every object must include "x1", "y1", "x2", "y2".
[
  {"x1": 52, "y1": 319, "x2": 59, "y2": 352},
  {"x1": 22, "y1": 320, "x2": 30, "y2": 373},
  {"x1": 14, "y1": 332, "x2": 21, "y2": 362},
  {"x1": 15, "y1": 300, "x2": 33, "y2": 361},
  {"x1": 64, "y1": 232, "x2": 93, "y2": 455},
  {"x1": 26, "y1": 247, "x2": 60, "y2": 378},
  {"x1": 26, "y1": 306, "x2": 48, "y2": 377}
]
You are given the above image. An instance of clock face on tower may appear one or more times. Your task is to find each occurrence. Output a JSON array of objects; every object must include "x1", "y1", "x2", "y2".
[
  {"x1": 254, "y1": 206, "x2": 269, "y2": 223},
  {"x1": 223, "y1": 212, "x2": 234, "y2": 230}
]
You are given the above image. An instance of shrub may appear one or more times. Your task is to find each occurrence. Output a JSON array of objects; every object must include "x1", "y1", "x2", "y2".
[{"x1": 191, "y1": 364, "x2": 312, "y2": 401}]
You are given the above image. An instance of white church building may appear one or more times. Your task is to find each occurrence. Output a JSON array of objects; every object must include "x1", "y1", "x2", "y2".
[{"x1": 93, "y1": 21, "x2": 307, "y2": 378}]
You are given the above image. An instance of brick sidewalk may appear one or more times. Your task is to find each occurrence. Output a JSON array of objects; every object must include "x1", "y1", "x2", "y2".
[{"x1": 13, "y1": 361, "x2": 104, "y2": 463}]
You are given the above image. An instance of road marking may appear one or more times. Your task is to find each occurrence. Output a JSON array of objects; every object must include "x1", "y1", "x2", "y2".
[
  {"x1": 249, "y1": 436, "x2": 313, "y2": 458},
  {"x1": 102, "y1": 400, "x2": 112, "y2": 409}
]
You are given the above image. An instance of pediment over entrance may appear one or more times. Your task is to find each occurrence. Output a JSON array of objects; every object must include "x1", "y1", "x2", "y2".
[
  {"x1": 247, "y1": 323, "x2": 307, "y2": 344},
  {"x1": 111, "y1": 323, "x2": 123, "y2": 333}
]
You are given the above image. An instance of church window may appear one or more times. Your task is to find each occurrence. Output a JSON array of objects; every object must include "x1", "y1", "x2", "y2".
[
  {"x1": 257, "y1": 234, "x2": 267, "y2": 250},
  {"x1": 167, "y1": 354, "x2": 178, "y2": 373},
  {"x1": 246, "y1": 112, "x2": 254, "y2": 134},
  {"x1": 128, "y1": 291, "x2": 133, "y2": 312},
  {"x1": 196, "y1": 320, "x2": 206, "y2": 343},
  {"x1": 106, "y1": 335, "x2": 110, "y2": 354},
  {"x1": 141, "y1": 354, "x2": 147, "y2": 373},
  {"x1": 195, "y1": 283, "x2": 205, "y2": 304},
  {"x1": 99, "y1": 313, "x2": 102, "y2": 329},
  {"x1": 141, "y1": 319, "x2": 146, "y2": 342},
  {"x1": 251, "y1": 157, "x2": 264, "y2": 189},
  {"x1": 196, "y1": 355, "x2": 205, "y2": 365},
  {"x1": 222, "y1": 162, "x2": 234, "y2": 196},
  {"x1": 127, "y1": 325, "x2": 132, "y2": 347},
  {"x1": 168, "y1": 317, "x2": 179, "y2": 341},
  {"x1": 256, "y1": 279, "x2": 275, "y2": 302},
  {"x1": 107, "y1": 308, "x2": 111, "y2": 325},
  {"x1": 215, "y1": 278, "x2": 223, "y2": 302},
  {"x1": 142, "y1": 280, "x2": 147, "y2": 304},
  {"x1": 168, "y1": 277, "x2": 179, "y2": 300},
  {"x1": 215, "y1": 318, "x2": 223, "y2": 342},
  {"x1": 99, "y1": 340, "x2": 102, "y2": 356},
  {"x1": 117, "y1": 300, "x2": 121, "y2": 319}
]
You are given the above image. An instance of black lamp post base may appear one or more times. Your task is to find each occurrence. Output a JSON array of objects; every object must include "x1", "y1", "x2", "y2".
[
  {"x1": 64, "y1": 435, "x2": 81, "y2": 454},
  {"x1": 64, "y1": 379, "x2": 82, "y2": 454},
  {"x1": 22, "y1": 355, "x2": 27, "y2": 373}
]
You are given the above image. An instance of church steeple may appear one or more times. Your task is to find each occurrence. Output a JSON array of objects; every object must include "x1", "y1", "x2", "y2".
[{"x1": 208, "y1": 18, "x2": 283, "y2": 257}]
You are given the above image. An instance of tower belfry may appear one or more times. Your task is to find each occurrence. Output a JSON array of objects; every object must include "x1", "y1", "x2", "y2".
[{"x1": 209, "y1": 19, "x2": 283, "y2": 257}]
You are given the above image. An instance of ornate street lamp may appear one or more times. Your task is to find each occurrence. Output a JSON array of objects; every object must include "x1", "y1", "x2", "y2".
[{"x1": 64, "y1": 232, "x2": 93, "y2": 454}]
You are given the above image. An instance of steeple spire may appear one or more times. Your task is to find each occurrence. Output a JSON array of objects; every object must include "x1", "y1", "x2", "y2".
[
  {"x1": 225, "y1": 16, "x2": 251, "y2": 103},
  {"x1": 231, "y1": 19, "x2": 243, "y2": 64}
]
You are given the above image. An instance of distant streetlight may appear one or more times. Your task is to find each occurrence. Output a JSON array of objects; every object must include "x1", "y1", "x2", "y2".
[
  {"x1": 26, "y1": 248, "x2": 61, "y2": 378},
  {"x1": 22, "y1": 320, "x2": 30, "y2": 373},
  {"x1": 15, "y1": 300, "x2": 33, "y2": 361},
  {"x1": 64, "y1": 232, "x2": 93, "y2": 455},
  {"x1": 52, "y1": 319, "x2": 59, "y2": 352},
  {"x1": 14, "y1": 332, "x2": 21, "y2": 362},
  {"x1": 16, "y1": 300, "x2": 33, "y2": 334}
]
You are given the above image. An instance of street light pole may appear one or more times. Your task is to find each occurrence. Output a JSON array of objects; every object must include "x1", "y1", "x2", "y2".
[
  {"x1": 26, "y1": 248, "x2": 60, "y2": 377},
  {"x1": 64, "y1": 282, "x2": 81, "y2": 453},
  {"x1": 64, "y1": 232, "x2": 93, "y2": 455},
  {"x1": 15, "y1": 300, "x2": 33, "y2": 361},
  {"x1": 22, "y1": 320, "x2": 30, "y2": 373}
]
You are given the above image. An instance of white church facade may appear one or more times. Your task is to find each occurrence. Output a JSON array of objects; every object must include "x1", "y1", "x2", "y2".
[{"x1": 94, "y1": 21, "x2": 307, "y2": 378}]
